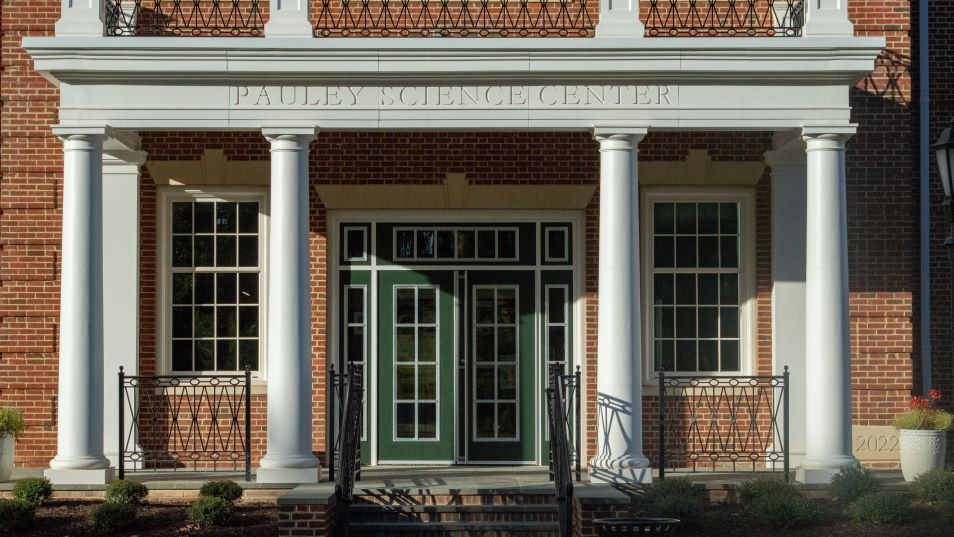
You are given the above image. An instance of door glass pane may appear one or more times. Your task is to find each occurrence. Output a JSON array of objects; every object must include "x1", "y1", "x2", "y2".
[
  {"x1": 496, "y1": 327, "x2": 516, "y2": 361},
  {"x1": 475, "y1": 327, "x2": 495, "y2": 362},
  {"x1": 496, "y1": 289, "x2": 516, "y2": 323},
  {"x1": 475, "y1": 403, "x2": 495, "y2": 438},
  {"x1": 346, "y1": 327, "x2": 363, "y2": 361},
  {"x1": 418, "y1": 365, "x2": 436, "y2": 399},
  {"x1": 395, "y1": 327, "x2": 415, "y2": 362},
  {"x1": 395, "y1": 288, "x2": 416, "y2": 323},
  {"x1": 417, "y1": 327, "x2": 436, "y2": 362},
  {"x1": 418, "y1": 288, "x2": 436, "y2": 324},
  {"x1": 418, "y1": 404, "x2": 437, "y2": 439},
  {"x1": 475, "y1": 367, "x2": 495, "y2": 399},
  {"x1": 396, "y1": 403, "x2": 415, "y2": 439},
  {"x1": 396, "y1": 366, "x2": 416, "y2": 399},
  {"x1": 548, "y1": 326, "x2": 566, "y2": 362},
  {"x1": 498, "y1": 404, "x2": 517, "y2": 438},
  {"x1": 498, "y1": 365, "x2": 517, "y2": 399},
  {"x1": 475, "y1": 289, "x2": 494, "y2": 323}
]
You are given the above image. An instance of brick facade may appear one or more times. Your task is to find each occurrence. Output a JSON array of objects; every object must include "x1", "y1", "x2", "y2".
[{"x1": 0, "y1": 0, "x2": 938, "y2": 469}]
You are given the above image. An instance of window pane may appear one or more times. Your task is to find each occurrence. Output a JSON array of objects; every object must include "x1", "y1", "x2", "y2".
[
  {"x1": 698, "y1": 203, "x2": 719, "y2": 234},
  {"x1": 396, "y1": 403, "x2": 415, "y2": 438},
  {"x1": 498, "y1": 230, "x2": 517, "y2": 259},
  {"x1": 497, "y1": 288, "x2": 516, "y2": 324},
  {"x1": 547, "y1": 287, "x2": 566, "y2": 322},
  {"x1": 547, "y1": 228, "x2": 566, "y2": 260},
  {"x1": 675, "y1": 274, "x2": 695, "y2": 305},
  {"x1": 396, "y1": 365, "x2": 415, "y2": 399},
  {"x1": 676, "y1": 203, "x2": 696, "y2": 234},
  {"x1": 395, "y1": 327, "x2": 415, "y2": 362},
  {"x1": 436, "y1": 230, "x2": 455, "y2": 258},
  {"x1": 172, "y1": 340, "x2": 193, "y2": 371},
  {"x1": 720, "y1": 274, "x2": 739, "y2": 305},
  {"x1": 216, "y1": 235, "x2": 236, "y2": 267},
  {"x1": 498, "y1": 365, "x2": 517, "y2": 399},
  {"x1": 195, "y1": 274, "x2": 214, "y2": 304},
  {"x1": 217, "y1": 340, "x2": 237, "y2": 371},
  {"x1": 720, "y1": 307, "x2": 740, "y2": 338},
  {"x1": 654, "y1": 307, "x2": 674, "y2": 338},
  {"x1": 497, "y1": 327, "x2": 516, "y2": 361},
  {"x1": 217, "y1": 306, "x2": 236, "y2": 337},
  {"x1": 216, "y1": 202, "x2": 237, "y2": 233},
  {"x1": 653, "y1": 274, "x2": 674, "y2": 305},
  {"x1": 418, "y1": 288, "x2": 436, "y2": 324},
  {"x1": 498, "y1": 404, "x2": 517, "y2": 438},
  {"x1": 654, "y1": 237, "x2": 674, "y2": 268},
  {"x1": 676, "y1": 340, "x2": 696, "y2": 371},
  {"x1": 239, "y1": 340, "x2": 258, "y2": 371},
  {"x1": 698, "y1": 237, "x2": 719, "y2": 268},
  {"x1": 698, "y1": 274, "x2": 718, "y2": 305},
  {"x1": 721, "y1": 237, "x2": 739, "y2": 268},
  {"x1": 172, "y1": 273, "x2": 193, "y2": 304},
  {"x1": 676, "y1": 236, "x2": 696, "y2": 267},
  {"x1": 475, "y1": 403, "x2": 495, "y2": 438},
  {"x1": 194, "y1": 203, "x2": 214, "y2": 233},
  {"x1": 172, "y1": 236, "x2": 192, "y2": 267},
  {"x1": 698, "y1": 307, "x2": 718, "y2": 338},
  {"x1": 346, "y1": 327, "x2": 363, "y2": 362},
  {"x1": 457, "y1": 230, "x2": 475, "y2": 258},
  {"x1": 238, "y1": 202, "x2": 258, "y2": 233},
  {"x1": 475, "y1": 327, "x2": 495, "y2": 362},
  {"x1": 239, "y1": 306, "x2": 258, "y2": 337},
  {"x1": 238, "y1": 236, "x2": 258, "y2": 267},
  {"x1": 194, "y1": 307, "x2": 214, "y2": 338},
  {"x1": 395, "y1": 288, "x2": 415, "y2": 323},
  {"x1": 654, "y1": 340, "x2": 674, "y2": 371},
  {"x1": 417, "y1": 230, "x2": 435, "y2": 258},
  {"x1": 346, "y1": 228, "x2": 365, "y2": 260},
  {"x1": 172, "y1": 202, "x2": 192, "y2": 233},
  {"x1": 238, "y1": 273, "x2": 258, "y2": 304},
  {"x1": 477, "y1": 230, "x2": 495, "y2": 258},
  {"x1": 194, "y1": 340, "x2": 214, "y2": 370},
  {"x1": 654, "y1": 203, "x2": 674, "y2": 234},
  {"x1": 698, "y1": 341, "x2": 718, "y2": 371},
  {"x1": 347, "y1": 287, "x2": 364, "y2": 324},
  {"x1": 475, "y1": 289, "x2": 494, "y2": 324},
  {"x1": 720, "y1": 203, "x2": 738, "y2": 234},
  {"x1": 194, "y1": 236, "x2": 214, "y2": 267},
  {"x1": 418, "y1": 327, "x2": 436, "y2": 362},
  {"x1": 548, "y1": 326, "x2": 566, "y2": 362},
  {"x1": 172, "y1": 307, "x2": 192, "y2": 338},
  {"x1": 721, "y1": 340, "x2": 740, "y2": 371},
  {"x1": 676, "y1": 307, "x2": 696, "y2": 338},
  {"x1": 475, "y1": 366, "x2": 495, "y2": 399},
  {"x1": 396, "y1": 230, "x2": 414, "y2": 258},
  {"x1": 418, "y1": 365, "x2": 436, "y2": 400},
  {"x1": 217, "y1": 273, "x2": 237, "y2": 304},
  {"x1": 418, "y1": 403, "x2": 437, "y2": 439}
]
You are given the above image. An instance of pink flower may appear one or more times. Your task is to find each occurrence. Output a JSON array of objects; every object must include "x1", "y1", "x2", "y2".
[
  {"x1": 929, "y1": 388, "x2": 941, "y2": 402},
  {"x1": 910, "y1": 396, "x2": 930, "y2": 410}
]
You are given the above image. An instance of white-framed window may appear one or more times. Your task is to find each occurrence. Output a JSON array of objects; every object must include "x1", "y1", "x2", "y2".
[
  {"x1": 641, "y1": 189, "x2": 755, "y2": 377},
  {"x1": 160, "y1": 189, "x2": 268, "y2": 376}
]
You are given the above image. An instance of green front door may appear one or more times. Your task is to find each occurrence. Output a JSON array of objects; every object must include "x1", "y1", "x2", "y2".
[
  {"x1": 377, "y1": 271, "x2": 456, "y2": 462},
  {"x1": 465, "y1": 271, "x2": 536, "y2": 462}
]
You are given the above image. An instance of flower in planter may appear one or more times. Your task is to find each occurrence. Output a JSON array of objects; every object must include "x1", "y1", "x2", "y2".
[{"x1": 893, "y1": 389, "x2": 953, "y2": 431}]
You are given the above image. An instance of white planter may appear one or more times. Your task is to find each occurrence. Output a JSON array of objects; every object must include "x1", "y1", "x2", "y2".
[
  {"x1": 898, "y1": 429, "x2": 947, "y2": 482},
  {"x1": 0, "y1": 433, "x2": 14, "y2": 482}
]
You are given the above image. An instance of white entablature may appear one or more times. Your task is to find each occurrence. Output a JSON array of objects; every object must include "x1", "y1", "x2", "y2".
[{"x1": 25, "y1": 37, "x2": 884, "y2": 131}]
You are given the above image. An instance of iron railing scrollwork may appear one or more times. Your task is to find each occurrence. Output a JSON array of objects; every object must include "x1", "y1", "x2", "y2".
[
  {"x1": 118, "y1": 367, "x2": 252, "y2": 481},
  {"x1": 314, "y1": 0, "x2": 597, "y2": 37},
  {"x1": 105, "y1": 0, "x2": 266, "y2": 36},
  {"x1": 546, "y1": 363, "x2": 575, "y2": 537},
  {"x1": 547, "y1": 363, "x2": 582, "y2": 482},
  {"x1": 657, "y1": 367, "x2": 790, "y2": 481},
  {"x1": 332, "y1": 363, "x2": 364, "y2": 537},
  {"x1": 646, "y1": 0, "x2": 804, "y2": 37}
]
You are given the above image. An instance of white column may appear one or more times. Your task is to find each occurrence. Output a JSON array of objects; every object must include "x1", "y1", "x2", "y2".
[
  {"x1": 258, "y1": 128, "x2": 320, "y2": 484},
  {"x1": 101, "y1": 149, "x2": 146, "y2": 468},
  {"x1": 265, "y1": 0, "x2": 313, "y2": 37},
  {"x1": 803, "y1": 0, "x2": 854, "y2": 36},
  {"x1": 589, "y1": 126, "x2": 652, "y2": 484},
  {"x1": 765, "y1": 145, "x2": 808, "y2": 468},
  {"x1": 797, "y1": 126, "x2": 859, "y2": 483},
  {"x1": 596, "y1": 0, "x2": 645, "y2": 37},
  {"x1": 45, "y1": 126, "x2": 113, "y2": 485},
  {"x1": 56, "y1": 0, "x2": 105, "y2": 36}
]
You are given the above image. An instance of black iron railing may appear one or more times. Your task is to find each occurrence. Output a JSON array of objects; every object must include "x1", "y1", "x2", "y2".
[
  {"x1": 547, "y1": 364, "x2": 582, "y2": 481},
  {"x1": 546, "y1": 363, "x2": 573, "y2": 537},
  {"x1": 333, "y1": 363, "x2": 364, "y2": 537},
  {"x1": 118, "y1": 367, "x2": 252, "y2": 481},
  {"x1": 657, "y1": 367, "x2": 789, "y2": 481},
  {"x1": 105, "y1": 0, "x2": 266, "y2": 36},
  {"x1": 326, "y1": 363, "x2": 365, "y2": 482},
  {"x1": 314, "y1": 0, "x2": 597, "y2": 37},
  {"x1": 645, "y1": 0, "x2": 804, "y2": 37}
]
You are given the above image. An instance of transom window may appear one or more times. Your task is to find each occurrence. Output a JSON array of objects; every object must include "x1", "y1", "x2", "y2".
[
  {"x1": 650, "y1": 200, "x2": 744, "y2": 373},
  {"x1": 394, "y1": 227, "x2": 518, "y2": 261},
  {"x1": 168, "y1": 198, "x2": 263, "y2": 374}
]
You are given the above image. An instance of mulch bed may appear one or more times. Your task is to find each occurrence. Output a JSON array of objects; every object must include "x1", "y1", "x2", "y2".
[
  {"x1": 14, "y1": 500, "x2": 278, "y2": 537},
  {"x1": 674, "y1": 498, "x2": 950, "y2": 537}
]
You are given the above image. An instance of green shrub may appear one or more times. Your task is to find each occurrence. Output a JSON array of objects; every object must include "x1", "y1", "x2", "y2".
[
  {"x1": 643, "y1": 477, "x2": 706, "y2": 523},
  {"x1": 912, "y1": 469, "x2": 954, "y2": 502},
  {"x1": 747, "y1": 488, "x2": 817, "y2": 528},
  {"x1": 735, "y1": 477, "x2": 792, "y2": 506},
  {"x1": 847, "y1": 492, "x2": 911, "y2": 525},
  {"x1": 12, "y1": 476, "x2": 53, "y2": 506},
  {"x1": 0, "y1": 498, "x2": 35, "y2": 532},
  {"x1": 89, "y1": 502, "x2": 137, "y2": 534},
  {"x1": 830, "y1": 465, "x2": 883, "y2": 502},
  {"x1": 105, "y1": 479, "x2": 149, "y2": 505},
  {"x1": 199, "y1": 480, "x2": 244, "y2": 503},
  {"x1": 187, "y1": 496, "x2": 235, "y2": 527},
  {"x1": 0, "y1": 408, "x2": 27, "y2": 439}
]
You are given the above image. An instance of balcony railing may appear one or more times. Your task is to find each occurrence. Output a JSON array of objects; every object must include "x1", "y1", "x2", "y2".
[{"x1": 103, "y1": 0, "x2": 805, "y2": 37}]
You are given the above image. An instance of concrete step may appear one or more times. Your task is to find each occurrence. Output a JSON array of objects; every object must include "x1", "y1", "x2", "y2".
[
  {"x1": 349, "y1": 503, "x2": 559, "y2": 523},
  {"x1": 349, "y1": 521, "x2": 560, "y2": 537}
]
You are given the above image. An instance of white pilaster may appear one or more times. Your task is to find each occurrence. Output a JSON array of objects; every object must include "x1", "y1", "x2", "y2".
[
  {"x1": 46, "y1": 126, "x2": 113, "y2": 485},
  {"x1": 797, "y1": 126, "x2": 858, "y2": 483},
  {"x1": 765, "y1": 144, "x2": 807, "y2": 468},
  {"x1": 258, "y1": 127, "x2": 320, "y2": 484},
  {"x1": 803, "y1": 0, "x2": 854, "y2": 36},
  {"x1": 265, "y1": 0, "x2": 314, "y2": 38},
  {"x1": 101, "y1": 148, "x2": 146, "y2": 468},
  {"x1": 596, "y1": 0, "x2": 645, "y2": 38},
  {"x1": 589, "y1": 126, "x2": 652, "y2": 485},
  {"x1": 56, "y1": 0, "x2": 105, "y2": 36}
]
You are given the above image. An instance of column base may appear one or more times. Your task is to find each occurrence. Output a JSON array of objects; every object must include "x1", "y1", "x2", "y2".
[
  {"x1": 589, "y1": 457, "x2": 653, "y2": 485},
  {"x1": 796, "y1": 455, "x2": 859, "y2": 483},
  {"x1": 44, "y1": 467, "x2": 114, "y2": 485},
  {"x1": 257, "y1": 466, "x2": 321, "y2": 484}
]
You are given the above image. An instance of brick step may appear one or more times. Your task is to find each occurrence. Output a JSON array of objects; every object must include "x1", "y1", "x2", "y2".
[
  {"x1": 350, "y1": 503, "x2": 559, "y2": 523},
  {"x1": 349, "y1": 521, "x2": 560, "y2": 537}
]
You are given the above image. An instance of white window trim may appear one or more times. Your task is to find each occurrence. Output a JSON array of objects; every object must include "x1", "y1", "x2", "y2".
[
  {"x1": 639, "y1": 188, "x2": 757, "y2": 383},
  {"x1": 158, "y1": 187, "x2": 270, "y2": 380}
]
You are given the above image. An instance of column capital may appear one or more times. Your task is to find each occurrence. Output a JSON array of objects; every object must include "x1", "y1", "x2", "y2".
[
  {"x1": 801, "y1": 125, "x2": 857, "y2": 144},
  {"x1": 593, "y1": 126, "x2": 648, "y2": 145},
  {"x1": 52, "y1": 125, "x2": 113, "y2": 143},
  {"x1": 262, "y1": 127, "x2": 318, "y2": 145}
]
